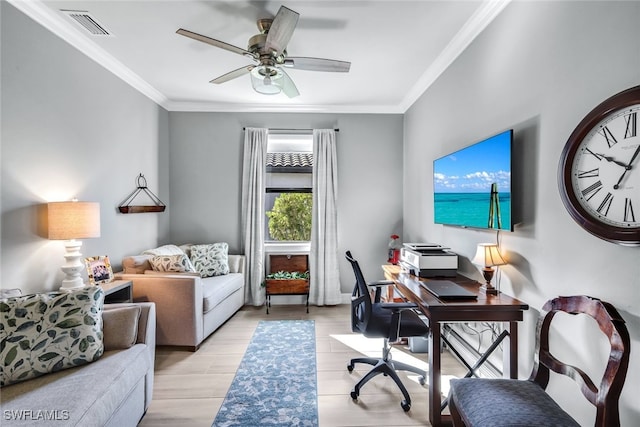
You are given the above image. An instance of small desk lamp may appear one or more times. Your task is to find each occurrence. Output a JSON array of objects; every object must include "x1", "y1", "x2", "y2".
[
  {"x1": 47, "y1": 201, "x2": 100, "y2": 291},
  {"x1": 472, "y1": 243, "x2": 507, "y2": 295}
]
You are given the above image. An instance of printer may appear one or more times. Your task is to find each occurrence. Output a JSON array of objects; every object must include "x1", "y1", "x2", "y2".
[{"x1": 399, "y1": 243, "x2": 458, "y2": 278}]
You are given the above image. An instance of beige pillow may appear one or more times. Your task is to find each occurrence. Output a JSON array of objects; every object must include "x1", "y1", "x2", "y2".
[
  {"x1": 122, "y1": 255, "x2": 153, "y2": 274},
  {"x1": 102, "y1": 306, "x2": 141, "y2": 351}
]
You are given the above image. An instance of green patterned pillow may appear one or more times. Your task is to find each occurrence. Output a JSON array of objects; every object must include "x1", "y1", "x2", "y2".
[
  {"x1": 190, "y1": 243, "x2": 230, "y2": 278},
  {"x1": 149, "y1": 254, "x2": 197, "y2": 273},
  {"x1": 0, "y1": 286, "x2": 105, "y2": 386}
]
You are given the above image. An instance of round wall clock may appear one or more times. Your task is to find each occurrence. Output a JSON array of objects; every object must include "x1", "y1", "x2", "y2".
[{"x1": 559, "y1": 85, "x2": 640, "y2": 246}]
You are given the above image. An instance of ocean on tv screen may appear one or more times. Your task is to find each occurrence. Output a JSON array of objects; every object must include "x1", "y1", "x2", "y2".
[{"x1": 434, "y1": 192, "x2": 511, "y2": 230}]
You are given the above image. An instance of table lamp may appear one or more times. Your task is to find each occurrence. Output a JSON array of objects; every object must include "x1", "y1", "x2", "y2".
[
  {"x1": 47, "y1": 201, "x2": 101, "y2": 290},
  {"x1": 472, "y1": 243, "x2": 507, "y2": 295}
]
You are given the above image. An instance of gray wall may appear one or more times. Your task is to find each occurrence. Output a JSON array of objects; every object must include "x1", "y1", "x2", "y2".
[
  {"x1": 168, "y1": 112, "x2": 403, "y2": 293},
  {"x1": 404, "y1": 1, "x2": 640, "y2": 425},
  {"x1": 1, "y1": 2, "x2": 169, "y2": 294}
]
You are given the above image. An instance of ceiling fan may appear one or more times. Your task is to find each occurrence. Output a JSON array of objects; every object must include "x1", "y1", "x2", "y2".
[{"x1": 176, "y1": 5, "x2": 351, "y2": 98}]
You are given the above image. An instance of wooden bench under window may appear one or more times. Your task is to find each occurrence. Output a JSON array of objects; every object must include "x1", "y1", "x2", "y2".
[{"x1": 448, "y1": 295, "x2": 630, "y2": 427}]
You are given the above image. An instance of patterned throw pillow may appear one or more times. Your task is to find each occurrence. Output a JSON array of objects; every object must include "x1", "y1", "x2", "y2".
[
  {"x1": 0, "y1": 286, "x2": 105, "y2": 386},
  {"x1": 190, "y1": 243, "x2": 230, "y2": 278},
  {"x1": 149, "y1": 254, "x2": 197, "y2": 273},
  {"x1": 142, "y1": 244, "x2": 196, "y2": 272}
]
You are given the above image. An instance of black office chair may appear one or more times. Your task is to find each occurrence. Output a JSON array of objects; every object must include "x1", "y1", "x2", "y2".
[{"x1": 345, "y1": 251, "x2": 428, "y2": 412}]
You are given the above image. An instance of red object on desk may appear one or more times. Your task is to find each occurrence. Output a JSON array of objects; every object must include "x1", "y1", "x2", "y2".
[{"x1": 387, "y1": 234, "x2": 401, "y2": 264}]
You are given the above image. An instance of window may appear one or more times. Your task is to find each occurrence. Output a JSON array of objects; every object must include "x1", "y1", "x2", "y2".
[{"x1": 265, "y1": 133, "x2": 313, "y2": 242}]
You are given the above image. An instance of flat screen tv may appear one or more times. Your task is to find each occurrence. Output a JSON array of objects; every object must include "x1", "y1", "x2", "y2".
[{"x1": 433, "y1": 129, "x2": 513, "y2": 231}]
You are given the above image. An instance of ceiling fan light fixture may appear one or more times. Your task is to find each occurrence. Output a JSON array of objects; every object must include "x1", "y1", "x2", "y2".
[
  {"x1": 177, "y1": 5, "x2": 350, "y2": 97},
  {"x1": 250, "y1": 65, "x2": 284, "y2": 95}
]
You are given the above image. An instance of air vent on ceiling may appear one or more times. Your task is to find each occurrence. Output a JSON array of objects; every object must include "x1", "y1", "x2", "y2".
[{"x1": 61, "y1": 10, "x2": 112, "y2": 36}]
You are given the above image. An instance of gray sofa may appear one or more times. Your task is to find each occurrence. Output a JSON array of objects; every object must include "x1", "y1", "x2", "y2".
[
  {"x1": 0, "y1": 302, "x2": 156, "y2": 427},
  {"x1": 118, "y1": 244, "x2": 245, "y2": 350}
]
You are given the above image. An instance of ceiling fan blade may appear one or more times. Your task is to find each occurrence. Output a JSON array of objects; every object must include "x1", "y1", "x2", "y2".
[
  {"x1": 210, "y1": 65, "x2": 255, "y2": 84},
  {"x1": 265, "y1": 6, "x2": 299, "y2": 55},
  {"x1": 284, "y1": 57, "x2": 351, "y2": 72},
  {"x1": 177, "y1": 28, "x2": 256, "y2": 59},
  {"x1": 280, "y1": 69, "x2": 300, "y2": 98}
]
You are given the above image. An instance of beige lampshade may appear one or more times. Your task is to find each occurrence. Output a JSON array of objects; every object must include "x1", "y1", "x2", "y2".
[
  {"x1": 47, "y1": 201, "x2": 101, "y2": 240},
  {"x1": 472, "y1": 243, "x2": 507, "y2": 267}
]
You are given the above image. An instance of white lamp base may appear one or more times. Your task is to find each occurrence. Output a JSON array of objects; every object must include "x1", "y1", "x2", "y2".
[{"x1": 60, "y1": 239, "x2": 86, "y2": 291}]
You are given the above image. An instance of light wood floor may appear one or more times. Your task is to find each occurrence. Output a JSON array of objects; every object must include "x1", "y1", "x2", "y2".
[{"x1": 139, "y1": 304, "x2": 466, "y2": 427}]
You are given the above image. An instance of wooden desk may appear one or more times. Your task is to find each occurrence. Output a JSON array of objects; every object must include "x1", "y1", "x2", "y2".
[{"x1": 382, "y1": 265, "x2": 529, "y2": 427}]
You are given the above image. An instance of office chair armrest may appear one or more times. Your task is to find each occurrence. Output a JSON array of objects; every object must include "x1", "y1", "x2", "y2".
[
  {"x1": 367, "y1": 280, "x2": 394, "y2": 287},
  {"x1": 380, "y1": 302, "x2": 418, "y2": 311},
  {"x1": 367, "y1": 280, "x2": 395, "y2": 302}
]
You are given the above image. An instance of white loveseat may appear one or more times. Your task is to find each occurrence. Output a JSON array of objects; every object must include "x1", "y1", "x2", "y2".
[{"x1": 117, "y1": 244, "x2": 245, "y2": 351}]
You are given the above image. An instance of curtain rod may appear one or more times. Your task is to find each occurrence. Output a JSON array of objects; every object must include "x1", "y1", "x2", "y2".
[{"x1": 243, "y1": 127, "x2": 339, "y2": 132}]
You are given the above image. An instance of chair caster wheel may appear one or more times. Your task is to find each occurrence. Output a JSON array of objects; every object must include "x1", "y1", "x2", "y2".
[
  {"x1": 419, "y1": 376, "x2": 426, "y2": 386},
  {"x1": 347, "y1": 364, "x2": 354, "y2": 372},
  {"x1": 350, "y1": 390, "x2": 359, "y2": 400},
  {"x1": 401, "y1": 400, "x2": 411, "y2": 412}
]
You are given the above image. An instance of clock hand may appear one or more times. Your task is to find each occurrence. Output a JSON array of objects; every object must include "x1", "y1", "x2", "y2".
[
  {"x1": 626, "y1": 145, "x2": 640, "y2": 168},
  {"x1": 613, "y1": 145, "x2": 640, "y2": 190},
  {"x1": 613, "y1": 169, "x2": 628, "y2": 189},
  {"x1": 597, "y1": 154, "x2": 628, "y2": 168}
]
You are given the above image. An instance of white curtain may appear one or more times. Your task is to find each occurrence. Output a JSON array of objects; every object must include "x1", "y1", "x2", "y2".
[
  {"x1": 310, "y1": 129, "x2": 341, "y2": 305},
  {"x1": 241, "y1": 127, "x2": 268, "y2": 306}
]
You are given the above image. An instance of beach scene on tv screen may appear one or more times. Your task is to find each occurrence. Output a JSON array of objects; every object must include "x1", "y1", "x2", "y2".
[{"x1": 434, "y1": 131, "x2": 511, "y2": 230}]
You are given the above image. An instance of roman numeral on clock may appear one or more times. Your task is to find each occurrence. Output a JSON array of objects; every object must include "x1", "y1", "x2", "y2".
[
  {"x1": 599, "y1": 126, "x2": 618, "y2": 148},
  {"x1": 624, "y1": 198, "x2": 635, "y2": 222},
  {"x1": 625, "y1": 112, "x2": 637, "y2": 139},
  {"x1": 597, "y1": 192, "x2": 613, "y2": 216},
  {"x1": 577, "y1": 168, "x2": 599, "y2": 178},
  {"x1": 582, "y1": 180, "x2": 603, "y2": 201}
]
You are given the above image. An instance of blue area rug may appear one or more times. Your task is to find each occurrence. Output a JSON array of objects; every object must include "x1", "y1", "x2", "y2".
[{"x1": 212, "y1": 320, "x2": 318, "y2": 427}]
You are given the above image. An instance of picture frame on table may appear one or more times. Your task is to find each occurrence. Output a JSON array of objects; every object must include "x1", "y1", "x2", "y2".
[{"x1": 85, "y1": 255, "x2": 114, "y2": 285}]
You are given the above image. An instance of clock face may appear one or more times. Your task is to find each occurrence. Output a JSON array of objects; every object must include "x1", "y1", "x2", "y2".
[
  {"x1": 559, "y1": 85, "x2": 640, "y2": 246},
  {"x1": 571, "y1": 105, "x2": 640, "y2": 228}
]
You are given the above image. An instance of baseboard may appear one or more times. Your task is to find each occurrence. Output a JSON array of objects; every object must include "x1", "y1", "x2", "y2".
[{"x1": 340, "y1": 292, "x2": 351, "y2": 304}]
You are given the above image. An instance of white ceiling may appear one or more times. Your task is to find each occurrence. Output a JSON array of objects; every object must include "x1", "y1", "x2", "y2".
[{"x1": 11, "y1": 0, "x2": 510, "y2": 113}]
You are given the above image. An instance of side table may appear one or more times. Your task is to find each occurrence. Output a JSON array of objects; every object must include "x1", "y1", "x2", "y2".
[{"x1": 100, "y1": 280, "x2": 133, "y2": 304}]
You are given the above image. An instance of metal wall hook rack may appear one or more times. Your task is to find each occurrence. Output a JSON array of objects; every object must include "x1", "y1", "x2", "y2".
[{"x1": 118, "y1": 173, "x2": 166, "y2": 214}]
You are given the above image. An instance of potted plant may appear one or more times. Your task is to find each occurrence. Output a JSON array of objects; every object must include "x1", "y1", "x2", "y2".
[{"x1": 263, "y1": 270, "x2": 310, "y2": 293}]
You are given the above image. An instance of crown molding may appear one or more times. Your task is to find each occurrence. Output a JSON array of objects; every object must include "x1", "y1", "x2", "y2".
[
  {"x1": 164, "y1": 100, "x2": 404, "y2": 114},
  {"x1": 7, "y1": 0, "x2": 171, "y2": 109},
  {"x1": 399, "y1": 0, "x2": 511, "y2": 112}
]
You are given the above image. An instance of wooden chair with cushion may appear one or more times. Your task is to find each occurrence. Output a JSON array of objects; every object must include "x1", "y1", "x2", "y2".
[{"x1": 448, "y1": 295, "x2": 630, "y2": 427}]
